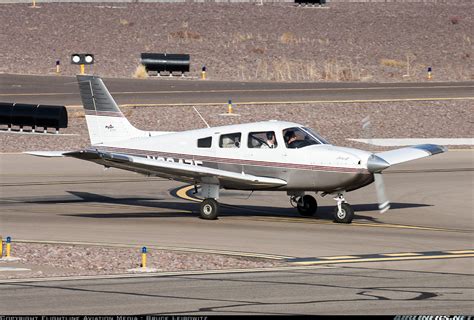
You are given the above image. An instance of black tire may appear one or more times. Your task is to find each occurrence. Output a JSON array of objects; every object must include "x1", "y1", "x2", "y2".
[
  {"x1": 200, "y1": 198, "x2": 219, "y2": 220},
  {"x1": 333, "y1": 203, "x2": 354, "y2": 224},
  {"x1": 297, "y1": 195, "x2": 318, "y2": 217}
]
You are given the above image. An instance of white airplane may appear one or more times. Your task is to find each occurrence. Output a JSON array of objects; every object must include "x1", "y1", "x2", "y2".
[{"x1": 27, "y1": 75, "x2": 447, "y2": 223}]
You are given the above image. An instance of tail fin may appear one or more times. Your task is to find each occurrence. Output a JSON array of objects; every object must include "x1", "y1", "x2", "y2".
[{"x1": 77, "y1": 75, "x2": 145, "y2": 145}]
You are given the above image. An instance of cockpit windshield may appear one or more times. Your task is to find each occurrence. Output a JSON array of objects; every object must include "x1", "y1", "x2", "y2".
[
  {"x1": 302, "y1": 127, "x2": 330, "y2": 145},
  {"x1": 283, "y1": 127, "x2": 329, "y2": 149}
]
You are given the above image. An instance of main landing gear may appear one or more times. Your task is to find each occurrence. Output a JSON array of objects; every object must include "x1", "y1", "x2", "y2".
[
  {"x1": 200, "y1": 198, "x2": 219, "y2": 220},
  {"x1": 290, "y1": 194, "x2": 318, "y2": 217},
  {"x1": 198, "y1": 183, "x2": 220, "y2": 220},
  {"x1": 290, "y1": 192, "x2": 354, "y2": 224}
]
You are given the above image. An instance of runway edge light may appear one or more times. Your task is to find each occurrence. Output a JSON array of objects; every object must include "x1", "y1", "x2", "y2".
[
  {"x1": 141, "y1": 246, "x2": 147, "y2": 268},
  {"x1": 6, "y1": 236, "x2": 11, "y2": 258}
]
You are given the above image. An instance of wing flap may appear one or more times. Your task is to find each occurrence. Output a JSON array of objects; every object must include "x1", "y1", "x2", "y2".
[{"x1": 375, "y1": 144, "x2": 447, "y2": 166}]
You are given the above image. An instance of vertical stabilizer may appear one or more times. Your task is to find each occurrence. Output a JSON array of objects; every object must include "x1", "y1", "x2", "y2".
[{"x1": 77, "y1": 75, "x2": 145, "y2": 145}]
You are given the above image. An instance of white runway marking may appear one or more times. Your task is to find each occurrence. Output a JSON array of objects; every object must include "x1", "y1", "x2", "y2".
[
  {"x1": 0, "y1": 267, "x2": 30, "y2": 272},
  {"x1": 349, "y1": 138, "x2": 473, "y2": 146}
]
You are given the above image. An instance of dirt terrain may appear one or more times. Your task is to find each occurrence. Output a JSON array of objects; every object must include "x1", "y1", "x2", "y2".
[
  {"x1": 0, "y1": 242, "x2": 283, "y2": 279},
  {"x1": 0, "y1": 2, "x2": 472, "y2": 82}
]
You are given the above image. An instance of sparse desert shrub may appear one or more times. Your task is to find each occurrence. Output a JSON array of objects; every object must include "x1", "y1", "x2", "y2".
[
  {"x1": 450, "y1": 16, "x2": 460, "y2": 25},
  {"x1": 133, "y1": 64, "x2": 148, "y2": 79},
  {"x1": 380, "y1": 59, "x2": 406, "y2": 68},
  {"x1": 234, "y1": 33, "x2": 255, "y2": 42},
  {"x1": 169, "y1": 30, "x2": 201, "y2": 41},
  {"x1": 280, "y1": 32, "x2": 296, "y2": 44},
  {"x1": 251, "y1": 47, "x2": 265, "y2": 54},
  {"x1": 119, "y1": 19, "x2": 134, "y2": 27},
  {"x1": 68, "y1": 109, "x2": 85, "y2": 119}
]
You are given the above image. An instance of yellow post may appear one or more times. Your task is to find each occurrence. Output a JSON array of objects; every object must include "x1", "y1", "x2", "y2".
[
  {"x1": 80, "y1": 64, "x2": 85, "y2": 75},
  {"x1": 56, "y1": 60, "x2": 60, "y2": 74},
  {"x1": 6, "y1": 237, "x2": 11, "y2": 258},
  {"x1": 427, "y1": 67, "x2": 432, "y2": 80},
  {"x1": 0, "y1": 236, "x2": 3, "y2": 258},
  {"x1": 141, "y1": 247, "x2": 147, "y2": 268},
  {"x1": 227, "y1": 100, "x2": 233, "y2": 114},
  {"x1": 201, "y1": 66, "x2": 206, "y2": 80}
]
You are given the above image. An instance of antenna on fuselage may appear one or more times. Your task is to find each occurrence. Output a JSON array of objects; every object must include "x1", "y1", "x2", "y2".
[{"x1": 192, "y1": 106, "x2": 210, "y2": 128}]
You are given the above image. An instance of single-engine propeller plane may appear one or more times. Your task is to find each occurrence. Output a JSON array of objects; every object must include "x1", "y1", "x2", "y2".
[{"x1": 27, "y1": 75, "x2": 447, "y2": 223}]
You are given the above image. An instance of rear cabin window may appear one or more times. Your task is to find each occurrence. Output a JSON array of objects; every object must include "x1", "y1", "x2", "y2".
[
  {"x1": 197, "y1": 137, "x2": 212, "y2": 148},
  {"x1": 219, "y1": 133, "x2": 241, "y2": 148},
  {"x1": 248, "y1": 131, "x2": 278, "y2": 149}
]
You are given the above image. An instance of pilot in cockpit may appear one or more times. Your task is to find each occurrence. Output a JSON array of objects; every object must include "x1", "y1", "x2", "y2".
[{"x1": 284, "y1": 130, "x2": 298, "y2": 148}]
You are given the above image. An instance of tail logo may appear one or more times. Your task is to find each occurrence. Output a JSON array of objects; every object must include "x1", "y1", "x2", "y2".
[{"x1": 105, "y1": 124, "x2": 115, "y2": 130}]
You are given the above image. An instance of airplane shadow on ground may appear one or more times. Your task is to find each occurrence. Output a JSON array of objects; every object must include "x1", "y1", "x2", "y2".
[{"x1": 40, "y1": 191, "x2": 433, "y2": 223}]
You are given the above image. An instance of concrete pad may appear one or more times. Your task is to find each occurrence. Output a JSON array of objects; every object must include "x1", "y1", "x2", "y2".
[
  {"x1": 349, "y1": 138, "x2": 474, "y2": 146},
  {"x1": 127, "y1": 267, "x2": 162, "y2": 273}
]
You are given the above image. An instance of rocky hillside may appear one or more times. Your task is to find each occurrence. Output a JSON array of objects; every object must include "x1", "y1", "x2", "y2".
[{"x1": 0, "y1": 2, "x2": 473, "y2": 82}]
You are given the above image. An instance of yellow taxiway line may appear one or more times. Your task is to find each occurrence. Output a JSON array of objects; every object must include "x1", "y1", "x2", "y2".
[{"x1": 292, "y1": 253, "x2": 474, "y2": 266}]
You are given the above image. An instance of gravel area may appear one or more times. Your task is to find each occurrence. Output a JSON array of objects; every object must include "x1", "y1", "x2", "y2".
[
  {"x1": 0, "y1": 242, "x2": 285, "y2": 279},
  {"x1": 0, "y1": 3, "x2": 472, "y2": 82},
  {"x1": 0, "y1": 100, "x2": 472, "y2": 152}
]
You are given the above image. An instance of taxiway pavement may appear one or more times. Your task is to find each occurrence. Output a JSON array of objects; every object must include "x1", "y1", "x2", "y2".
[
  {"x1": 0, "y1": 151, "x2": 472, "y2": 314},
  {"x1": 1, "y1": 74, "x2": 473, "y2": 106}
]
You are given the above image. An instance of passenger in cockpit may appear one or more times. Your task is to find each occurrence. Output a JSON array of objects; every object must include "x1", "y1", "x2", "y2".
[{"x1": 264, "y1": 132, "x2": 276, "y2": 148}]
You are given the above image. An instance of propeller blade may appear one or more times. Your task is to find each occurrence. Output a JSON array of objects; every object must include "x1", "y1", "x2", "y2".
[{"x1": 374, "y1": 173, "x2": 390, "y2": 213}]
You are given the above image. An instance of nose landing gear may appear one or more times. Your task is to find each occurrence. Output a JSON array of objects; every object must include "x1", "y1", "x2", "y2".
[{"x1": 332, "y1": 193, "x2": 354, "y2": 224}]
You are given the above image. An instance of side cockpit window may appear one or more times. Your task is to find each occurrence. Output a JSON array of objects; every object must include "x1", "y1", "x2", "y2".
[
  {"x1": 219, "y1": 133, "x2": 241, "y2": 148},
  {"x1": 197, "y1": 137, "x2": 212, "y2": 148},
  {"x1": 248, "y1": 131, "x2": 278, "y2": 149}
]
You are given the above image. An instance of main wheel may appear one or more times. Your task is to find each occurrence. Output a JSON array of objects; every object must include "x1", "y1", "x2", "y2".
[
  {"x1": 297, "y1": 195, "x2": 318, "y2": 217},
  {"x1": 333, "y1": 203, "x2": 354, "y2": 224},
  {"x1": 200, "y1": 198, "x2": 219, "y2": 220}
]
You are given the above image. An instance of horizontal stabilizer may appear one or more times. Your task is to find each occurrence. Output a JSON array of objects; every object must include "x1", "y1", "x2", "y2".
[
  {"x1": 24, "y1": 151, "x2": 68, "y2": 157},
  {"x1": 375, "y1": 144, "x2": 447, "y2": 167}
]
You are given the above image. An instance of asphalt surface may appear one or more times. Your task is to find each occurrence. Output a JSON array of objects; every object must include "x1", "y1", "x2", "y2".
[
  {"x1": 1, "y1": 263, "x2": 472, "y2": 315},
  {"x1": 1, "y1": 74, "x2": 473, "y2": 106},
  {"x1": 0, "y1": 151, "x2": 472, "y2": 314}
]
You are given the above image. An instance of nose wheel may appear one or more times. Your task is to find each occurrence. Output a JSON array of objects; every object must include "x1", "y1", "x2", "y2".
[{"x1": 333, "y1": 193, "x2": 354, "y2": 223}]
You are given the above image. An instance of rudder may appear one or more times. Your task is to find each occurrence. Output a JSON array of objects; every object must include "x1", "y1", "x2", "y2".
[{"x1": 77, "y1": 75, "x2": 144, "y2": 145}]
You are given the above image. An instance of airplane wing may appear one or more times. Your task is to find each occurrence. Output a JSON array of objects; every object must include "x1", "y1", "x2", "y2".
[
  {"x1": 64, "y1": 149, "x2": 287, "y2": 189},
  {"x1": 24, "y1": 151, "x2": 68, "y2": 157},
  {"x1": 375, "y1": 144, "x2": 447, "y2": 167}
]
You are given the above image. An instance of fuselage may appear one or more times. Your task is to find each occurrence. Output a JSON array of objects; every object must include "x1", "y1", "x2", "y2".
[{"x1": 85, "y1": 120, "x2": 375, "y2": 193}]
